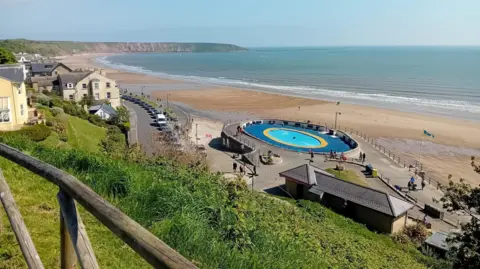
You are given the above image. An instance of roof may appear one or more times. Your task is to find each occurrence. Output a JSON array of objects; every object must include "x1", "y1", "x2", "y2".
[
  {"x1": 31, "y1": 62, "x2": 71, "y2": 74},
  {"x1": 0, "y1": 64, "x2": 25, "y2": 83},
  {"x1": 58, "y1": 72, "x2": 92, "y2": 85},
  {"x1": 279, "y1": 164, "x2": 334, "y2": 186},
  {"x1": 89, "y1": 103, "x2": 117, "y2": 116},
  {"x1": 424, "y1": 232, "x2": 457, "y2": 251},
  {"x1": 279, "y1": 164, "x2": 414, "y2": 217}
]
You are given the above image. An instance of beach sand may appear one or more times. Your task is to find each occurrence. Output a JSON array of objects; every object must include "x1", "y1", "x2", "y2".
[{"x1": 61, "y1": 53, "x2": 480, "y2": 185}]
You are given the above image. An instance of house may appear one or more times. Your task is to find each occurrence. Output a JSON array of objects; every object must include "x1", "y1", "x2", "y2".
[
  {"x1": 58, "y1": 70, "x2": 120, "y2": 108},
  {"x1": 279, "y1": 164, "x2": 414, "y2": 233},
  {"x1": 30, "y1": 62, "x2": 71, "y2": 77},
  {"x1": 30, "y1": 76, "x2": 59, "y2": 92},
  {"x1": 423, "y1": 231, "x2": 459, "y2": 257},
  {"x1": 0, "y1": 64, "x2": 29, "y2": 131},
  {"x1": 88, "y1": 103, "x2": 117, "y2": 120}
]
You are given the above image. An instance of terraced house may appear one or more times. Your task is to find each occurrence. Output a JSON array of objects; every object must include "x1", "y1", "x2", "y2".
[
  {"x1": 58, "y1": 70, "x2": 120, "y2": 108},
  {"x1": 0, "y1": 64, "x2": 28, "y2": 131}
]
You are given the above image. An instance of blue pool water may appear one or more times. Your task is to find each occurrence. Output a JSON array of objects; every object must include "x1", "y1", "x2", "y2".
[
  {"x1": 244, "y1": 123, "x2": 353, "y2": 153},
  {"x1": 267, "y1": 129, "x2": 322, "y2": 147}
]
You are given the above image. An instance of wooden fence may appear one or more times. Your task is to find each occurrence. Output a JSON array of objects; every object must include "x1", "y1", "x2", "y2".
[{"x1": 0, "y1": 143, "x2": 197, "y2": 269}]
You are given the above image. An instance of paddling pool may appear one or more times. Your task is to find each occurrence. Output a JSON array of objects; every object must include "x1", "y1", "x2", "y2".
[{"x1": 243, "y1": 123, "x2": 353, "y2": 153}]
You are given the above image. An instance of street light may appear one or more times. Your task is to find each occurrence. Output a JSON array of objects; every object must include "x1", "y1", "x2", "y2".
[
  {"x1": 141, "y1": 86, "x2": 145, "y2": 96},
  {"x1": 334, "y1": 112, "x2": 341, "y2": 130},
  {"x1": 166, "y1": 94, "x2": 171, "y2": 109}
]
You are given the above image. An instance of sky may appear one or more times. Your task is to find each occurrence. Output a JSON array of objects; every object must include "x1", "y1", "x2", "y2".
[{"x1": 1, "y1": 0, "x2": 479, "y2": 47}]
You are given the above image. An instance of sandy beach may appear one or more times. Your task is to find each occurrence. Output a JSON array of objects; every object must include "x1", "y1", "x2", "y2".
[{"x1": 61, "y1": 54, "x2": 480, "y2": 186}]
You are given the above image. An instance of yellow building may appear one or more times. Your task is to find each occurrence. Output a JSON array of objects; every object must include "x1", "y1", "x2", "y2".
[{"x1": 0, "y1": 64, "x2": 28, "y2": 131}]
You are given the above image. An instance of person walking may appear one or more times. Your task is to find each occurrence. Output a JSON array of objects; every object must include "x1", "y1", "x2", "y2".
[
  {"x1": 421, "y1": 179, "x2": 426, "y2": 190},
  {"x1": 233, "y1": 162, "x2": 237, "y2": 173},
  {"x1": 362, "y1": 152, "x2": 366, "y2": 163},
  {"x1": 359, "y1": 151, "x2": 363, "y2": 162}
]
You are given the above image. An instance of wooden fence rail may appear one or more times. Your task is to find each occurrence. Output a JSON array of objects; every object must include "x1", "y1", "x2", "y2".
[{"x1": 0, "y1": 143, "x2": 197, "y2": 269}]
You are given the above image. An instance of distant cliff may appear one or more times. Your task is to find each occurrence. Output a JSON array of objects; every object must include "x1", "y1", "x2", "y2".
[{"x1": 0, "y1": 39, "x2": 247, "y2": 56}]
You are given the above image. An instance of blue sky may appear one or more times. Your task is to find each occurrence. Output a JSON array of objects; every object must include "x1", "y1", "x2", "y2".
[{"x1": 1, "y1": 0, "x2": 479, "y2": 46}]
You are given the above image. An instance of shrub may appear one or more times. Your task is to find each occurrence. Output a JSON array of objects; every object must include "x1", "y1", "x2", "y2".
[
  {"x1": 50, "y1": 107, "x2": 64, "y2": 117},
  {"x1": 59, "y1": 133, "x2": 68, "y2": 142},
  {"x1": 403, "y1": 223, "x2": 429, "y2": 246},
  {"x1": 18, "y1": 124, "x2": 51, "y2": 142},
  {"x1": 41, "y1": 89, "x2": 50, "y2": 95},
  {"x1": 63, "y1": 103, "x2": 88, "y2": 119},
  {"x1": 36, "y1": 94, "x2": 52, "y2": 106},
  {"x1": 49, "y1": 98, "x2": 64, "y2": 108},
  {"x1": 87, "y1": 114, "x2": 107, "y2": 127}
]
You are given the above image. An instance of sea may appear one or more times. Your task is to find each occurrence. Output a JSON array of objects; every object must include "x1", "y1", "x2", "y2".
[{"x1": 97, "y1": 47, "x2": 480, "y2": 120}]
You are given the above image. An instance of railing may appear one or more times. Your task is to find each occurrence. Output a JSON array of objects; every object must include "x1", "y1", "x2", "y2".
[{"x1": 0, "y1": 143, "x2": 197, "y2": 269}]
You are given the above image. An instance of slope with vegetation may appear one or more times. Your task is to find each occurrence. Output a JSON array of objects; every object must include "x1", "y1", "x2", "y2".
[
  {"x1": 0, "y1": 39, "x2": 247, "y2": 56},
  {"x1": 0, "y1": 132, "x2": 447, "y2": 268}
]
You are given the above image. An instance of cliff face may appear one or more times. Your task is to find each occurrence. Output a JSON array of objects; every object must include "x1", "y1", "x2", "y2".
[{"x1": 0, "y1": 39, "x2": 247, "y2": 56}]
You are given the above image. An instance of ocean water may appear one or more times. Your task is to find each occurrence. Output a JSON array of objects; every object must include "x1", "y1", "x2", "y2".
[{"x1": 98, "y1": 47, "x2": 480, "y2": 120}]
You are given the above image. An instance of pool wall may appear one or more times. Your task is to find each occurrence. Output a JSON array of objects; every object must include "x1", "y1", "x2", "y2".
[{"x1": 240, "y1": 119, "x2": 359, "y2": 155}]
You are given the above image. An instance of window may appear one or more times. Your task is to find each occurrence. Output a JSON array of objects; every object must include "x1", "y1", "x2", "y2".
[
  {"x1": 94, "y1": 83, "x2": 99, "y2": 89},
  {"x1": 82, "y1": 83, "x2": 87, "y2": 89},
  {"x1": 106, "y1": 92, "x2": 111, "y2": 99},
  {"x1": 83, "y1": 94, "x2": 87, "y2": 98},
  {"x1": 94, "y1": 93, "x2": 99, "y2": 100},
  {"x1": 0, "y1": 97, "x2": 10, "y2": 123},
  {"x1": 69, "y1": 94, "x2": 74, "y2": 101},
  {"x1": 20, "y1": 104, "x2": 24, "y2": 116},
  {"x1": 106, "y1": 82, "x2": 111, "y2": 88},
  {"x1": 67, "y1": 83, "x2": 74, "y2": 88}
]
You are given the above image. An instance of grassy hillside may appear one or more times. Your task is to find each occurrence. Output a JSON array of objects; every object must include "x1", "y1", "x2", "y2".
[
  {"x1": 0, "y1": 39, "x2": 247, "y2": 56},
  {"x1": 0, "y1": 132, "x2": 446, "y2": 269},
  {"x1": 66, "y1": 115, "x2": 106, "y2": 152}
]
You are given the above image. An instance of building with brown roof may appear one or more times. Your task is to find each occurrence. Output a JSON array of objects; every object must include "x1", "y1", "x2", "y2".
[{"x1": 279, "y1": 164, "x2": 414, "y2": 233}]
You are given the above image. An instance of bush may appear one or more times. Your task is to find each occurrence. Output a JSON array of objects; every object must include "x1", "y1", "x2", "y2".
[
  {"x1": 403, "y1": 223, "x2": 429, "y2": 246},
  {"x1": 87, "y1": 114, "x2": 107, "y2": 127},
  {"x1": 49, "y1": 98, "x2": 64, "y2": 108},
  {"x1": 36, "y1": 94, "x2": 52, "y2": 106},
  {"x1": 63, "y1": 103, "x2": 88, "y2": 119},
  {"x1": 16, "y1": 124, "x2": 51, "y2": 142},
  {"x1": 42, "y1": 89, "x2": 50, "y2": 95},
  {"x1": 50, "y1": 107, "x2": 64, "y2": 117},
  {"x1": 59, "y1": 133, "x2": 68, "y2": 142}
]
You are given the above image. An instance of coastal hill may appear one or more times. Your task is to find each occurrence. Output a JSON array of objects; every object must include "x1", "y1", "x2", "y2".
[{"x1": 0, "y1": 39, "x2": 247, "y2": 56}]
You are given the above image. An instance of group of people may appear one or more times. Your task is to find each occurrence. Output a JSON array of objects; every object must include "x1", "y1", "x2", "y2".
[
  {"x1": 233, "y1": 162, "x2": 247, "y2": 175},
  {"x1": 407, "y1": 176, "x2": 426, "y2": 191},
  {"x1": 358, "y1": 151, "x2": 366, "y2": 163}
]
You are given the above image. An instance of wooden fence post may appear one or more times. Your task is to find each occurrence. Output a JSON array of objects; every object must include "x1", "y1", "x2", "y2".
[
  {"x1": 60, "y1": 211, "x2": 77, "y2": 269},
  {"x1": 58, "y1": 190, "x2": 99, "y2": 269},
  {"x1": 0, "y1": 170, "x2": 44, "y2": 269}
]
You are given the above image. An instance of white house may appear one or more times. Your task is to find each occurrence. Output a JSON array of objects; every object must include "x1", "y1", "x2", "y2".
[{"x1": 88, "y1": 103, "x2": 117, "y2": 120}]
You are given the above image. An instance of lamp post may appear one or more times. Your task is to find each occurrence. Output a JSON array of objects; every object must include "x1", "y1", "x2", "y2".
[
  {"x1": 166, "y1": 94, "x2": 171, "y2": 109},
  {"x1": 141, "y1": 86, "x2": 145, "y2": 97},
  {"x1": 334, "y1": 112, "x2": 341, "y2": 130}
]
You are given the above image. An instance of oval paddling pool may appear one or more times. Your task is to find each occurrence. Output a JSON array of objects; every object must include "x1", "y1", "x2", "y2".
[
  {"x1": 243, "y1": 123, "x2": 353, "y2": 153},
  {"x1": 264, "y1": 128, "x2": 327, "y2": 148}
]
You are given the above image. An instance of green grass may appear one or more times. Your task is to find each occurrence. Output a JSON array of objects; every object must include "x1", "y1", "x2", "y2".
[
  {"x1": 326, "y1": 168, "x2": 369, "y2": 187},
  {"x1": 0, "y1": 158, "x2": 150, "y2": 269},
  {"x1": 38, "y1": 132, "x2": 70, "y2": 149},
  {"x1": 66, "y1": 115, "x2": 106, "y2": 153},
  {"x1": 0, "y1": 134, "x2": 445, "y2": 269}
]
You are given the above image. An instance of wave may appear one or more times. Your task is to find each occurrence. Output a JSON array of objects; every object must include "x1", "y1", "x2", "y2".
[{"x1": 96, "y1": 56, "x2": 480, "y2": 115}]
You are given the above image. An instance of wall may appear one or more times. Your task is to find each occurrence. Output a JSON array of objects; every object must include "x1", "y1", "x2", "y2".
[
  {"x1": 221, "y1": 132, "x2": 254, "y2": 153},
  {"x1": 285, "y1": 179, "x2": 298, "y2": 198},
  {"x1": 391, "y1": 215, "x2": 407, "y2": 233},
  {"x1": 353, "y1": 204, "x2": 395, "y2": 233},
  {"x1": 0, "y1": 79, "x2": 27, "y2": 130},
  {"x1": 53, "y1": 65, "x2": 71, "y2": 75}
]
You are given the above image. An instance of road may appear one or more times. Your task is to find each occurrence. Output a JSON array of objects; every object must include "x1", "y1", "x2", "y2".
[{"x1": 123, "y1": 100, "x2": 158, "y2": 156}]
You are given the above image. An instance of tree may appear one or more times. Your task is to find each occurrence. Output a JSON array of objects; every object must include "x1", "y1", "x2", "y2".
[
  {"x1": 0, "y1": 47, "x2": 16, "y2": 64},
  {"x1": 440, "y1": 158, "x2": 480, "y2": 268}
]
